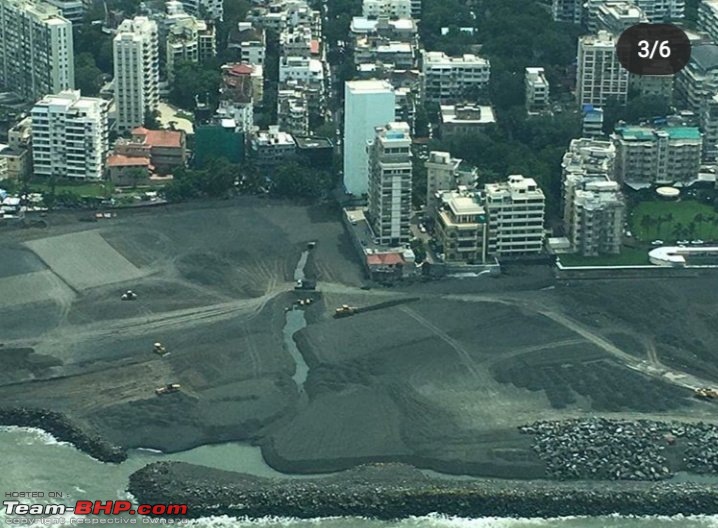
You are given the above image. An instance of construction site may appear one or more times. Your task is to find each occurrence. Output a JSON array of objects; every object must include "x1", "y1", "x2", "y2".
[{"x1": 2, "y1": 198, "x2": 718, "y2": 479}]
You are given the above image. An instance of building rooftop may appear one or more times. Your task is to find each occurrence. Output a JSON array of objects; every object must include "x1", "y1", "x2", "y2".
[
  {"x1": 441, "y1": 104, "x2": 496, "y2": 125},
  {"x1": 107, "y1": 154, "x2": 151, "y2": 167},
  {"x1": 132, "y1": 127, "x2": 184, "y2": 148},
  {"x1": 690, "y1": 44, "x2": 718, "y2": 71},
  {"x1": 294, "y1": 135, "x2": 333, "y2": 149},
  {"x1": 616, "y1": 125, "x2": 702, "y2": 141}
]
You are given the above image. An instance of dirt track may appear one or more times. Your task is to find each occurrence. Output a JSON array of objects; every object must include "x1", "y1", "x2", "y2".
[{"x1": 2, "y1": 199, "x2": 718, "y2": 477}]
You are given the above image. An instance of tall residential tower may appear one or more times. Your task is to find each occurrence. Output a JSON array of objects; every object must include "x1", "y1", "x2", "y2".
[
  {"x1": 114, "y1": 16, "x2": 160, "y2": 133},
  {"x1": 0, "y1": 0, "x2": 74, "y2": 101},
  {"x1": 343, "y1": 79, "x2": 395, "y2": 195}
]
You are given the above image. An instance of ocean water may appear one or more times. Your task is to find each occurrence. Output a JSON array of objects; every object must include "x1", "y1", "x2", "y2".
[{"x1": 1, "y1": 426, "x2": 717, "y2": 528}]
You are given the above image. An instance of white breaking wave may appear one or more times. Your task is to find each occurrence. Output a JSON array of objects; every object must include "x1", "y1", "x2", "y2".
[{"x1": 0, "y1": 425, "x2": 71, "y2": 447}]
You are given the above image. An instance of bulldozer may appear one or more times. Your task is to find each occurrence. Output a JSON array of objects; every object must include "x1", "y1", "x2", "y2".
[
  {"x1": 334, "y1": 304, "x2": 358, "y2": 318},
  {"x1": 694, "y1": 387, "x2": 718, "y2": 400},
  {"x1": 155, "y1": 383, "x2": 181, "y2": 396},
  {"x1": 153, "y1": 342, "x2": 169, "y2": 357}
]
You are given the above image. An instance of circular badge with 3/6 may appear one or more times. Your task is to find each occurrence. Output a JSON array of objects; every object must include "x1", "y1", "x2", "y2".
[{"x1": 616, "y1": 23, "x2": 691, "y2": 76}]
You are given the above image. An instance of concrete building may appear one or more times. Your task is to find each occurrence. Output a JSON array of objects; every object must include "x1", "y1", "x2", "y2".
[
  {"x1": 576, "y1": 31, "x2": 629, "y2": 108},
  {"x1": 166, "y1": 17, "x2": 216, "y2": 82},
  {"x1": 561, "y1": 137, "x2": 617, "y2": 185},
  {"x1": 115, "y1": 126, "x2": 186, "y2": 173},
  {"x1": 294, "y1": 135, "x2": 333, "y2": 168},
  {"x1": 484, "y1": 175, "x2": 545, "y2": 257},
  {"x1": 354, "y1": 38, "x2": 415, "y2": 69},
  {"x1": 249, "y1": 0, "x2": 321, "y2": 38},
  {"x1": 439, "y1": 104, "x2": 496, "y2": 137},
  {"x1": 228, "y1": 22, "x2": 265, "y2": 65},
  {"x1": 0, "y1": 0, "x2": 74, "y2": 101},
  {"x1": 0, "y1": 144, "x2": 29, "y2": 179},
  {"x1": 587, "y1": 0, "x2": 647, "y2": 33},
  {"x1": 193, "y1": 117, "x2": 245, "y2": 167},
  {"x1": 435, "y1": 189, "x2": 487, "y2": 264},
  {"x1": 613, "y1": 124, "x2": 702, "y2": 187},
  {"x1": 44, "y1": 0, "x2": 82, "y2": 21},
  {"x1": 279, "y1": 55, "x2": 323, "y2": 85},
  {"x1": 280, "y1": 25, "x2": 313, "y2": 58},
  {"x1": 31, "y1": 90, "x2": 108, "y2": 180},
  {"x1": 421, "y1": 51, "x2": 490, "y2": 103},
  {"x1": 525, "y1": 67, "x2": 549, "y2": 114},
  {"x1": 114, "y1": 17, "x2": 160, "y2": 133},
  {"x1": 362, "y1": 0, "x2": 411, "y2": 19},
  {"x1": 582, "y1": 105, "x2": 605, "y2": 137},
  {"x1": 343, "y1": 80, "x2": 396, "y2": 195},
  {"x1": 425, "y1": 151, "x2": 460, "y2": 210},
  {"x1": 568, "y1": 180, "x2": 625, "y2": 256},
  {"x1": 277, "y1": 88, "x2": 308, "y2": 135},
  {"x1": 551, "y1": 0, "x2": 583, "y2": 23},
  {"x1": 701, "y1": 93, "x2": 718, "y2": 161},
  {"x1": 350, "y1": 16, "x2": 417, "y2": 40},
  {"x1": 676, "y1": 44, "x2": 718, "y2": 114},
  {"x1": 699, "y1": 0, "x2": 718, "y2": 43},
  {"x1": 367, "y1": 122, "x2": 412, "y2": 246},
  {"x1": 250, "y1": 126, "x2": 296, "y2": 171},
  {"x1": 221, "y1": 62, "x2": 263, "y2": 105},
  {"x1": 633, "y1": 0, "x2": 684, "y2": 22},
  {"x1": 180, "y1": 0, "x2": 222, "y2": 21}
]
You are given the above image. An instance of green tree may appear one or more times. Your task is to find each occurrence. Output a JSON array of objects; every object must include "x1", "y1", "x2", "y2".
[
  {"x1": 169, "y1": 61, "x2": 221, "y2": 110},
  {"x1": 271, "y1": 161, "x2": 332, "y2": 199},
  {"x1": 143, "y1": 110, "x2": 162, "y2": 130},
  {"x1": 75, "y1": 53, "x2": 104, "y2": 96}
]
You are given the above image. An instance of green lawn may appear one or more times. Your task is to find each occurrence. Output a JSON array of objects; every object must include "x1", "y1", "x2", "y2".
[
  {"x1": 558, "y1": 246, "x2": 651, "y2": 267},
  {"x1": 630, "y1": 200, "x2": 718, "y2": 242},
  {"x1": 26, "y1": 180, "x2": 113, "y2": 198}
]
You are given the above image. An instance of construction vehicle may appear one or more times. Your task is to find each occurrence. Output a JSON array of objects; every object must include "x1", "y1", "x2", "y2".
[
  {"x1": 121, "y1": 290, "x2": 137, "y2": 301},
  {"x1": 334, "y1": 304, "x2": 359, "y2": 318},
  {"x1": 153, "y1": 342, "x2": 169, "y2": 356},
  {"x1": 155, "y1": 383, "x2": 181, "y2": 396},
  {"x1": 694, "y1": 387, "x2": 718, "y2": 399}
]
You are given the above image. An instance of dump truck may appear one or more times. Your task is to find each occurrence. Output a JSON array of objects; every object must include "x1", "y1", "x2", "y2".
[
  {"x1": 334, "y1": 304, "x2": 359, "y2": 318},
  {"x1": 155, "y1": 383, "x2": 181, "y2": 395},
  {"x1": 694, "y1": 387, "x2": 718, "y2": 399},
  {"x1": 153, "y1": 342, "x2": 169, "y2": 356},
  {"x1": 121, "y1": 290, "x2": 137, "y2": 301}
]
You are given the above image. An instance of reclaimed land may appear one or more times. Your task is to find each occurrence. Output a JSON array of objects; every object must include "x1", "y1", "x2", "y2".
[
  {"x1": 4, "y1": 199, "x2": 718, "y2": 494},
  {"x1": 128, "y1": 461, "x2": 718, "y2": 519}
]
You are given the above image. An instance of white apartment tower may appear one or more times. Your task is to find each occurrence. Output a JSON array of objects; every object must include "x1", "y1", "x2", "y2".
[
  {"x1": 181, "y1": 0, "x2": 222, "y2": 20},
  {"x1": 31, "y1": 90, "x2": 108, "y2": 180},
  {"x1": 484, "y1": 175, "x2": 545, "y2": 257},
  {"x1": 551, "y1": 0, "x2": 583, "y2": 23},
  {"x1": 343, "y1": 80, "x2": 396, "y2": 195},
  {"x1": 362, "y1": 0, "x2": 412, "y2": 19},
  {"x1": 568, "y1": 181, "x2": 625, "y2": 256},
  {"x1": 425, "y1": 151, "x2": 461, "y2": 210},
  {"x1": 114, "y1": 17, "x2": 160, "y2": 133},
  {"x1": 0, "y1": 0, "x2": 74, "y2": 101},
  {"x1": 576, "y1": 31, "x2": 629, "y2": 108},
  {"x1": 525, "y1": 67, "x2": 549, "y2": 114},
  {"x1": 586, "y1": 0, "x2": 647, "y2": 33},
  {"x1": 421, "y1": 51, "x2": 490, "y2": 103},
  {"x1": 367, "y1": 122, "x2": 413, "y2": 246},
  {"x1": 699, "y1": 0, "x2": 718, "y2": 43},
  {"x1": 612, "y1": 124, "x2": 702, "y2": 187}
]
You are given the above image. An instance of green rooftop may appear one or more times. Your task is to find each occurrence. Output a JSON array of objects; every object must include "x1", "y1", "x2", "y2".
[{"x1": 616, "y1": 125, "x2": 701, "y2": 141}]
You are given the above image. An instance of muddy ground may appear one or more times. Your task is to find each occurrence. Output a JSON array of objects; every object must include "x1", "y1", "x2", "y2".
[{"x1": 1, "y1": 198, "x2": 718, "y2": 478}]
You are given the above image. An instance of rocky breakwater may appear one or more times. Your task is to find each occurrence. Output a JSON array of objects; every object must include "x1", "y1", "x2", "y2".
[
  {"x1": 129, "y1": 461, "x2": 718, "y2": 519},
  {"x1": 0, "y1": 407, "x2": 127, "y2": 463},
  {"x1": 520, "y1": 418, "x2": 718, "y2": 481}
]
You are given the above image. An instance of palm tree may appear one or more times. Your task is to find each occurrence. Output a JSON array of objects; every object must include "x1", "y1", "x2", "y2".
[
  {"x1": 694, "y1": 213, "x2": 705, "y2": 238},
  {"x1": 688, "y1": 222, "x2": 697, "y2": 239},
  {"x1": 640, "y1": 214, "x2": 652, "y2": 239},
  {"x1": 672, "y1": 223, "x2": 684, "y2": 242}
]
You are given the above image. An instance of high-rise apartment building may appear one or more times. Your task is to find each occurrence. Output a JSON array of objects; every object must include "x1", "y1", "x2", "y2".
[
  {"x1": 362, "y1": 0, "x2": 412, "y2": 19},
  {"x1": 434, "y1": 189, "x2": 487, "y2": 264},
  {"x1": 551, "y1": 0, "x2": 583, "y2": 23},
  {"x1": 701, "y1": 93, "x2": 718, "y2": 161},
  {"x1": 484, "y1": 175, "x2": 545, "y2": 257},
  {"x1": 568, "y1": 180, "x2": 625, "y2": 256},
  {"x1": 576, "y1": 31, "x2": 629, "y2": 108},
  {"x1": 31, "y1": 90, "x2": 108, "y2": 180},
  {"x1": 343, "y1": 80, "x2": 395, "y2": 195},
  {"x1": 424, "y1": 151, "x2": 477, "y2": 211},
  {"x1": 0, "y1": 0, "x2": 74, "y2": 101},
  {"x1": 114, "y1": 17, "x2": 160, "y2": 133},
  {"x1": 587, "y1": 0, "x2": 647, "y2": 33},
  {"x1": 166, "y1": 17, "x2": 216, "y2": 82},
  {"x1": 699, "y1": 0, "x2": 718, "y2": 43},
  {"x1": 181, "y1": 0, "x2": 222, "y2": 20},
  {"x1": 421, "y1": 51, "x2": 490, "y2": 103},
  {"x1": 612, "y1": 124, "x2": 702, "y2": 187},
  {"x1": 676, "y1": 44, "x2": 718, "y2": 114},
  {"x1": 367, "y1": 122, "x2": 413, "y2": 246},
  {"x1": 525, "y1": 67, "x2": 549, "y2": 114}
]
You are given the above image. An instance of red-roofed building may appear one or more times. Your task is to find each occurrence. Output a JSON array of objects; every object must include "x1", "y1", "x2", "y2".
[
  {"x1": 221, "y1": 62, "x2": 264, "y2": 104},
  {"x1": 130, "y1": 127, "x2": 187, "y2": 173},
  {"x1": 107, "y1": 154, "x2": 152, "y2": 186}
]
